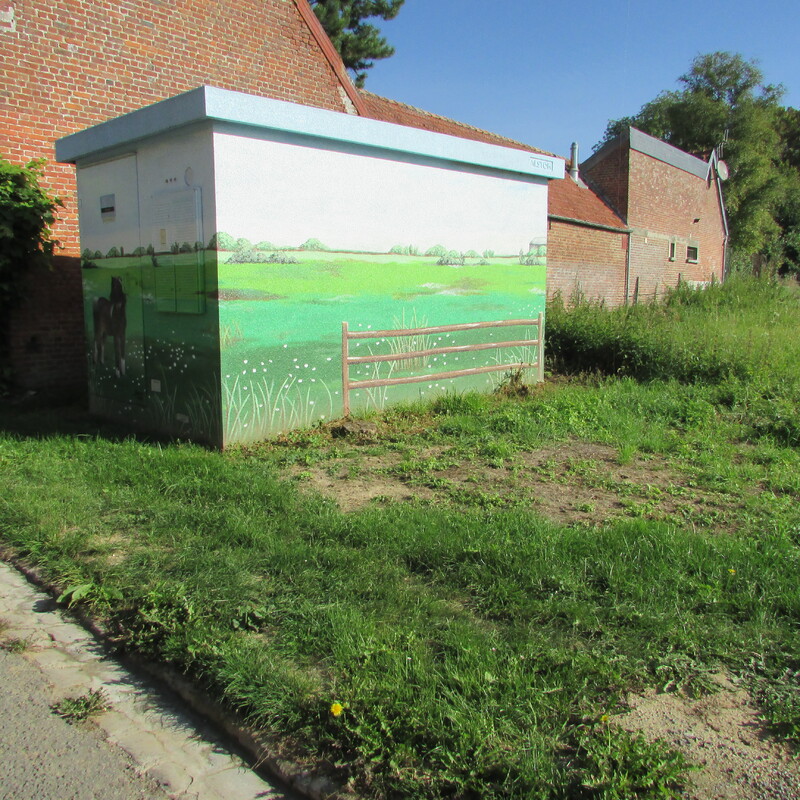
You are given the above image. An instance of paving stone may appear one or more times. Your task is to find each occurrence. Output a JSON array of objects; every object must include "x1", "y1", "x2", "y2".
[
  {"x1": 0, "y1": 561, "x2": 298, "y2": 800},
  {"x1": 145, "y1": 759, "x2": 196, "y2": 796},
  {"x1": 28, "y1": 645, "x2": 80, "y2": 669},
  {"x1": 178, "y1": 740, "x2": 246, "y2": 778},
  {"x1": 203, "y1": 765, "x2": 287, "y2": 799},
  {"x1": 109, "y1": 726, "x2": 172, "y2": 770},
  {"x1": 97, "y1": 708, "x2": 143, "y2": 744},
  {"x1": 40, "y1": 664, "x2": 93, "y2": 697}
]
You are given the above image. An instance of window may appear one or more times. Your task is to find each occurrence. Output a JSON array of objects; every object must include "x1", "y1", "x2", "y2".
[
  {"x1": 686, "y1": 245, "x2": 699, "y2": 263},
  {"x1": 668, "y1": 241, "x2": 676, "y2": 261}
]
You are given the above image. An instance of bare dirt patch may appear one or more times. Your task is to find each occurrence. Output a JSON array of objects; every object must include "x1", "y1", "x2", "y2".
[
  {"x1": 301, "y1": 467, "x2": 436, "y2": 509},
  {"x1": 282, "y1": 437, "x2": 794, "y2": 787},
  {"x1": 616, "y1": 676, "x2": 800, "y2": 800},
  {"x1": 290, "y1": 440, "x2": 743, "y2": 529}
]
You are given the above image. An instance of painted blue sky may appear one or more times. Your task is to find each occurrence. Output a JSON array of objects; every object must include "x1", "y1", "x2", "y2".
[{"x1": 365, "y1": 0, "x2": 800, "y2": 159}]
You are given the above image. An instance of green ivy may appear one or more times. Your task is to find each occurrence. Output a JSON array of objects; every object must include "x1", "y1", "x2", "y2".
[
  {"x1": 0, "y1": 157, "x2": 62, "y2": 389},
  {"x1": 0, "y1": 157, "x2": 62, "y2": 314}
]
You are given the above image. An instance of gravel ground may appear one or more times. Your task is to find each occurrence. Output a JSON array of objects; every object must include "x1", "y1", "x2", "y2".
[{"x1": 616, "y1": 674, "x2": 800, "y2": 800}]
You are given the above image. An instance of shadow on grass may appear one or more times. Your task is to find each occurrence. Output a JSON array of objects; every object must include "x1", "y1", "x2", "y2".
[{"x1": 0, "y1": 397, "x2": 183, "y2": 447}]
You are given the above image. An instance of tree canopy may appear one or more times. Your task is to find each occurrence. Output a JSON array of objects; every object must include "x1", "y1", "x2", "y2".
[
  {"x1": 310, "y1": 0, "x2": 404, "y2": 88},
  {"x1": 600, "y1": 52, "x2": 799, "y2": 268}
]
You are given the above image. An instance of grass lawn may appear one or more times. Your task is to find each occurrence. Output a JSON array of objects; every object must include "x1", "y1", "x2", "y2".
[{"x1": 1, "y1": 276, "x2": 799, "y2": 798}]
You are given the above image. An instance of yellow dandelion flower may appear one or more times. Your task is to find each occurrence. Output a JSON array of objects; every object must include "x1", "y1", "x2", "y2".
[
  {"x1": 600, "y1": 714, "x2": 610, "y2": 723},
  {"x1": 330, "y1": 702, "x2": 344, "y2": 717},
  {"x1": 728, "y1": 568, "x2": 736, "y2": 574}
]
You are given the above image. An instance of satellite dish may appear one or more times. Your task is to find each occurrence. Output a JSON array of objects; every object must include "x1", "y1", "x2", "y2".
[{"x1": 716, "y1": 160, "x2": 729, "y2": 181}]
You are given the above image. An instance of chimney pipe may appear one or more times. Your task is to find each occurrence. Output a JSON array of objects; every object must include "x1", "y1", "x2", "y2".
[{"x1": 569, "y1": 142, "x2": 580, "y2": 182}]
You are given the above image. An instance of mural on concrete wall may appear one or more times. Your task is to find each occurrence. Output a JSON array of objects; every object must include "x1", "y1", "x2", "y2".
[
  {"x1": 81, "y1": 246, "x2": 221, "y2": 445},
  {"x1": 216, "y1": 236, "x2": 546, "y2": 444},
  {"x1": 81, "y1": 234, "x2": 545, "y2": 446},
  {"x1": 77, "y1": 145, "x2": 222, "y2": 444},
  {"x1": 213, "y1": 132, "x2": 549, "y2": 444},
  {"x1": 76, "y1": 130, "x2": 549, "y2": 446}
]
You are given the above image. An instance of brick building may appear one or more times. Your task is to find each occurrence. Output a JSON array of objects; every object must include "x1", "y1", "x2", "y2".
[
  {"x1": 547, "y1": 148, "x2": 629, "y2": 305},
  {"x1": 573, "y1": 127, "x2": 729, "y2": 304},
  {"x1": 2, "y1": 0, "x2": 727, "y2": 394},
  {"x1": 1, "y1": 0, "x2": 363, "y2": 394}
]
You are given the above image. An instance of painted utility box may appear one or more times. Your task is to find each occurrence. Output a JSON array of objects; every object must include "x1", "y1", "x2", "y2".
[{"x1": 56, "y1": 87, "x2": 563, "y2": 447}]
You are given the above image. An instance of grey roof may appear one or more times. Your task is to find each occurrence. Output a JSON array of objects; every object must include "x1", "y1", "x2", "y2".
[
  {"x1": 629, "y1": 128, "x2": 710, "y2": 179},
  {"x1": 582, "y1": 127, "x2": 710, "y2": 180}
]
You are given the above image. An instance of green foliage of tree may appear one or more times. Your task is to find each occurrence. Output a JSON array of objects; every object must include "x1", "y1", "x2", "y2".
[
  {"x1": 0, "y1": 158, "x2": 62, "y2": 314},
  {"x1": 779, "y1": 107, "x2": 800, "y2": 171},
  {"x1": 600, "y1": 52, "x2": 794, "y2": 258},
  {"x1": 310, "y1": 0, "x2": 404, "y2": 87},
  {"x1": 425, "y1": 244, "x2": 446, "y2": 257},
  {"x1": 775, "y1": 107, "x2": 800, "y2": 274}
]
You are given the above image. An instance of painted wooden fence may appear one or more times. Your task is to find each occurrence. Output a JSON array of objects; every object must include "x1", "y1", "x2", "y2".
[{"x1": 341, "y1": 315, "x2": 544, "y2": 416}]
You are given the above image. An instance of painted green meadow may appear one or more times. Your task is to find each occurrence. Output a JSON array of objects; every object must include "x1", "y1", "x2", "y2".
[
  {"x1": 81, "y1": 241, "x2": 546, "y2": 446},
  {"x1": 218, "y1": 246, "x2": 546, "y2": 443},
  {"x1": 2, "y1": 275, "x2": 799, "y2": 798},
  {"x1": 82, "y1": 250, "x2": 221, "y2": 443}
]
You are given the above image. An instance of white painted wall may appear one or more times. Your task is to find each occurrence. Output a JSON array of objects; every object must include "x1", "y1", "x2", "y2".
[
  {"x1": 76, "y1": 154, "x2": 141, "y2": 256},
  {"x1": 76, "y1": 127, "x2": 217, "y2": 256},
  {"x1": 135, "y1": 127, "x2": 216, "y2": 252},
  {"x1": 212, "y1": 132, "x2": 548, "y2": 254}
]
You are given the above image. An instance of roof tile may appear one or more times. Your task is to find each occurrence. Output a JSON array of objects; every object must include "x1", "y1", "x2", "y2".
[
  {"x1": 548, "y1": 167, "x2": 627, "y2": 230},
  {"x1": 359, "y1": 91, "x2": 553, "y2": 155}
]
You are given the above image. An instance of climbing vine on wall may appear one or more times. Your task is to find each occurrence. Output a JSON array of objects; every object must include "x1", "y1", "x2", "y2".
[{"x1": 0, "y1": 157, "x2": 63, "y2": 383}]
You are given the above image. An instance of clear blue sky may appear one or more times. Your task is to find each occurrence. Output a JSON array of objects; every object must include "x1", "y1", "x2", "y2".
[{"x1": 365, "y1": 0, "x2": 800, "y2": 159}]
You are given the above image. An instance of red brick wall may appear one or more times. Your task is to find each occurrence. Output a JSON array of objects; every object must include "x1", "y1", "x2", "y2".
[
  {"x1": 1, "y1": 0, "x2": 349, "y2": 392},
  {"x1": 581, "y1": 141, "x2": 629, "y2": 221},
  {"x1": 2, "y1": 0, "x2": 349, "y2": 251},
  {"x1": 4, "y1": 256, "x2": 86, "y2": 394},
  {"x1": 626, "y1": 150, "x2": 726, "y2": 300},
  {"x1": 547, "y1": 220, "x2": 628, "y2": 306}
]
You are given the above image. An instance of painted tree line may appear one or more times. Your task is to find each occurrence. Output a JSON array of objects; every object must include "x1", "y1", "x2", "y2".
[{"x1": 600, "y1": 52, "x2": 800, "y2": 274}]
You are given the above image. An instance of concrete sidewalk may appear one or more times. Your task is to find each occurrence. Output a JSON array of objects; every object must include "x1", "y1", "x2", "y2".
[{"x1": 0, "y1": 560, "x2": 297, "y2": 800}]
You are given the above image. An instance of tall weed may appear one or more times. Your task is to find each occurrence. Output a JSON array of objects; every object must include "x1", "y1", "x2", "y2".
[{"x1": 546, "y1": 276, "x2": 800, "y2": 445}]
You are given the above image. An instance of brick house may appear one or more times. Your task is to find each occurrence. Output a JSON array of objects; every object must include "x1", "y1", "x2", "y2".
[
  {"x1": 2, "y1": 0, "x2": 727, "y2": 394},
  {"x1": 1, "y1": 0, "x2": 363, "y2": 395},
  {"x1": 547, "y1": 149, "x2": 629, "y2": 305},
  {"x1": 573, "y1": 127, "x2": 729, "y2": 304}
]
